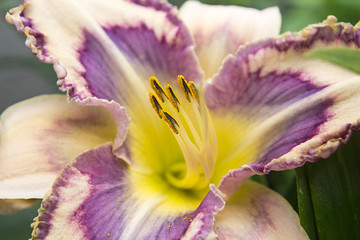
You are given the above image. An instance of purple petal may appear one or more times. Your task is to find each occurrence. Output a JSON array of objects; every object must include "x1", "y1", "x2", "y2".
[
  {"x1": 204, "y1": 18, "x2": 360, "y2": 193},
  {"x1": 214, "y1": 181, "x2": 308, "y2": 239},
  {"x1": 0, "y1": 95, "x2": 119, "y2": 199},
  {"x1": 6, "y1": 0, "x2": 203, "y2": 108},
  {"x1": 31, "y1": 144, "x2": 225, "y2": 239}
]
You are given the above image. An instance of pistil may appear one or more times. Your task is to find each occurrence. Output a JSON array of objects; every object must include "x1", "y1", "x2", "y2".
[{"x1": 149, "y1": 76, "x2": 217, "y2": 189}]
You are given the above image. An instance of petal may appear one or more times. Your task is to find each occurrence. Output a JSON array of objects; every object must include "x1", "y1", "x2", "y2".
[
  {"x1": 31, "y1": 143, "x2": 225, "y2": 240},
  {"x1": 0, "y1": 95, "x2": 117, "y2": 198},
  {"x1": 214, "y1": 181, "x2": 308, "y2": 240},
  {"x1": 6, "y1": 0, "x2": 203, "y2": 108},
  {"x1": 72, "y1": 96, "x2": 130, "y2": 161},
  {"x1": 0, "y1": 199, "x2": 38, "y2": 214},
  {"x1": 204, "y1": 17, "x2": 360, "y2": 192},
  {"x1": 179, "y1": 1, "x2": 281, "y2": 79}
]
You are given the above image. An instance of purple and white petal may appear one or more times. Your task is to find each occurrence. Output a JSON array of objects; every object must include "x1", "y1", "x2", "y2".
[
  {"x1": 6, "y1": 0, "x2": 203, "y2": 110},
  {"x1": 179, "y1": 1, "x2": 281, "y2": 79},
  {"x1": 0, "y1": 95, "x2": 117, "y2": 198},
  {"x1": 214, "y1": 181, "x2": 308, "y2": 239},
  {"x1": 204, "y1": 17, "x2": 360, "y2": 192},
  {"x1": 31, "y1": 143, "x2": 225, "y2": 240},
  {"x1": 73, "y1": 96, "x2": 130, "y2": 161}
]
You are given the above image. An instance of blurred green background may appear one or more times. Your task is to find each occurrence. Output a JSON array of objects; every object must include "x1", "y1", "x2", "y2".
[{"x1": 0, "y1": 0, "x2": 359, "y2": 239}]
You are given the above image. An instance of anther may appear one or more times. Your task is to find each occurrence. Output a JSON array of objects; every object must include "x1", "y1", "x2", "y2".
[
  {"x1": 150, "y1": 76, "x2": 167, "y2": 102},
  {"x1": 178, "y1": 75, "x2": 192, "y2": 102},
  {"x1": 148, "y1": 75, "x2": 217, "y2": 190},
  {"x1": 161, "y1": 110, "x2": 179, "y2": 134},
  {"x1": 149, "y1": 93, "x2": 163, "y2": 119},
  {"x1": 165, "y1": 84, "x2": 180, "y2": 112},
  {"x1": 188, "y1": 81, "x2": 200, "y2": 105}
]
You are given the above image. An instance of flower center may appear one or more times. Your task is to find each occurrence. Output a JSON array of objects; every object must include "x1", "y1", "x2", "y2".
[{"x1": 149, "y1": 76, "x2": 218, "y2": 189}]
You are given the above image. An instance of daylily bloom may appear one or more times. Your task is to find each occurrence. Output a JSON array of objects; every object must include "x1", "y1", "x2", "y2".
[{"x1": 2, "y1": 0, "x2": 360, "y2": 239}]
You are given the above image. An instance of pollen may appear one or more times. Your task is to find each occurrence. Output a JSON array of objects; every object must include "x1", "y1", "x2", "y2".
[
  {"x1": 149, "y1": 93, "x2": 163, "y2": 119},
  {"x1": 188, "y1": 81, "x2": 200, "y2": 105},
  {"x1": 178, "y1": 75, "x2": 192, "y2": 101},
  {"x1": 150, "y1": 76, "x2": 167, "y2": 102},
  {"x1": 182, "y1": 216, "x2": 188, "y2": 221},
  {"x1": 161, "y1": 110, "x2": 179, "y2": 134},
  {"x1": 165, "y1": 84, "x2": 180, "y2": 112}
]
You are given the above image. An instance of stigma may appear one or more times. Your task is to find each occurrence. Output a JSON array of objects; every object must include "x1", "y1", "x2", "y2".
[{"x1": 149, "y1": 76, "x2": 217, "y2": 189}]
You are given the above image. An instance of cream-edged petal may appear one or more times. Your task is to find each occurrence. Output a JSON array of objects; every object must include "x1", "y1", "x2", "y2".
[
  {"x1": 31, "y1": 143, "x2": 225, "y2": 239},
  {"x1": 6, "y1": 0, "x2": 203, "y2": 111},
  {"x1": 0, "y1": 95, "x2": 117, "y2": 198},
  {"x1": 179, "y1": 1, "x2": 281, "y2": 79},
  {"x1": 214, "y1": 181, "x2": 308, "y2": 240},
  {"x1": 0, "y1": 199, "x2": 39, "y2": 214},
  {"x1": 72, "y1": 96, "x2": 130, "y2": 162},
  {"x1": 204, "y1": 18, "x2": 360, "y2": 190}
]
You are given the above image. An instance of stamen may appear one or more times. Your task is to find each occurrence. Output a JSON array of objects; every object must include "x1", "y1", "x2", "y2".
[
  {"x1": 178, "y1": 75, "x2": 192, "y2": 102},
  {"x1": 165, "y1": 84, "x2": 180, "y2": 112},
  {"x1": 149, "y1": 93, "x2": 163, "y2": 119},
  {"x1": 148, "y1": 76, "x2": 217, "y2": 190},
  {"x1": 188, "y1": 81, "x2": 200, "y2": 105},
  {"x1": 160, "y1": 110, "x2": 179, "y2": 134},
  {"x1": 150, "y1": 76, "x2": 167, "y2": 102}
]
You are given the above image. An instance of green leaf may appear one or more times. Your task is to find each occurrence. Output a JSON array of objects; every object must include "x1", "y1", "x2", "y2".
[
  {"x1": 306, "y1": 48, "x2": 360, "y2": 73},
  {"x1": 296, "y1": 131, "x2": 360, "y2": 240},
  {"x1": 295, "y1": 166, "x2": 318, "y2": 240},
  {"x1": 266, "y1": 169, "x2": 298, "y2": 212},
  {"x1": 0, "y1": 202, "x2": 40, "y2": 240}
]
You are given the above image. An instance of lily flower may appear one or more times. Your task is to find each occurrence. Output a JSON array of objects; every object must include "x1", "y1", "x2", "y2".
[{"x1": 2, "y1": 0, "x2": 360, "y2": 239}]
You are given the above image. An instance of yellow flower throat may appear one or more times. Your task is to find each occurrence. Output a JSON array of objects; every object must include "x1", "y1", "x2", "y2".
[{"x1": 148, "y1": 76, "x2": 218, "y2": 190}]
